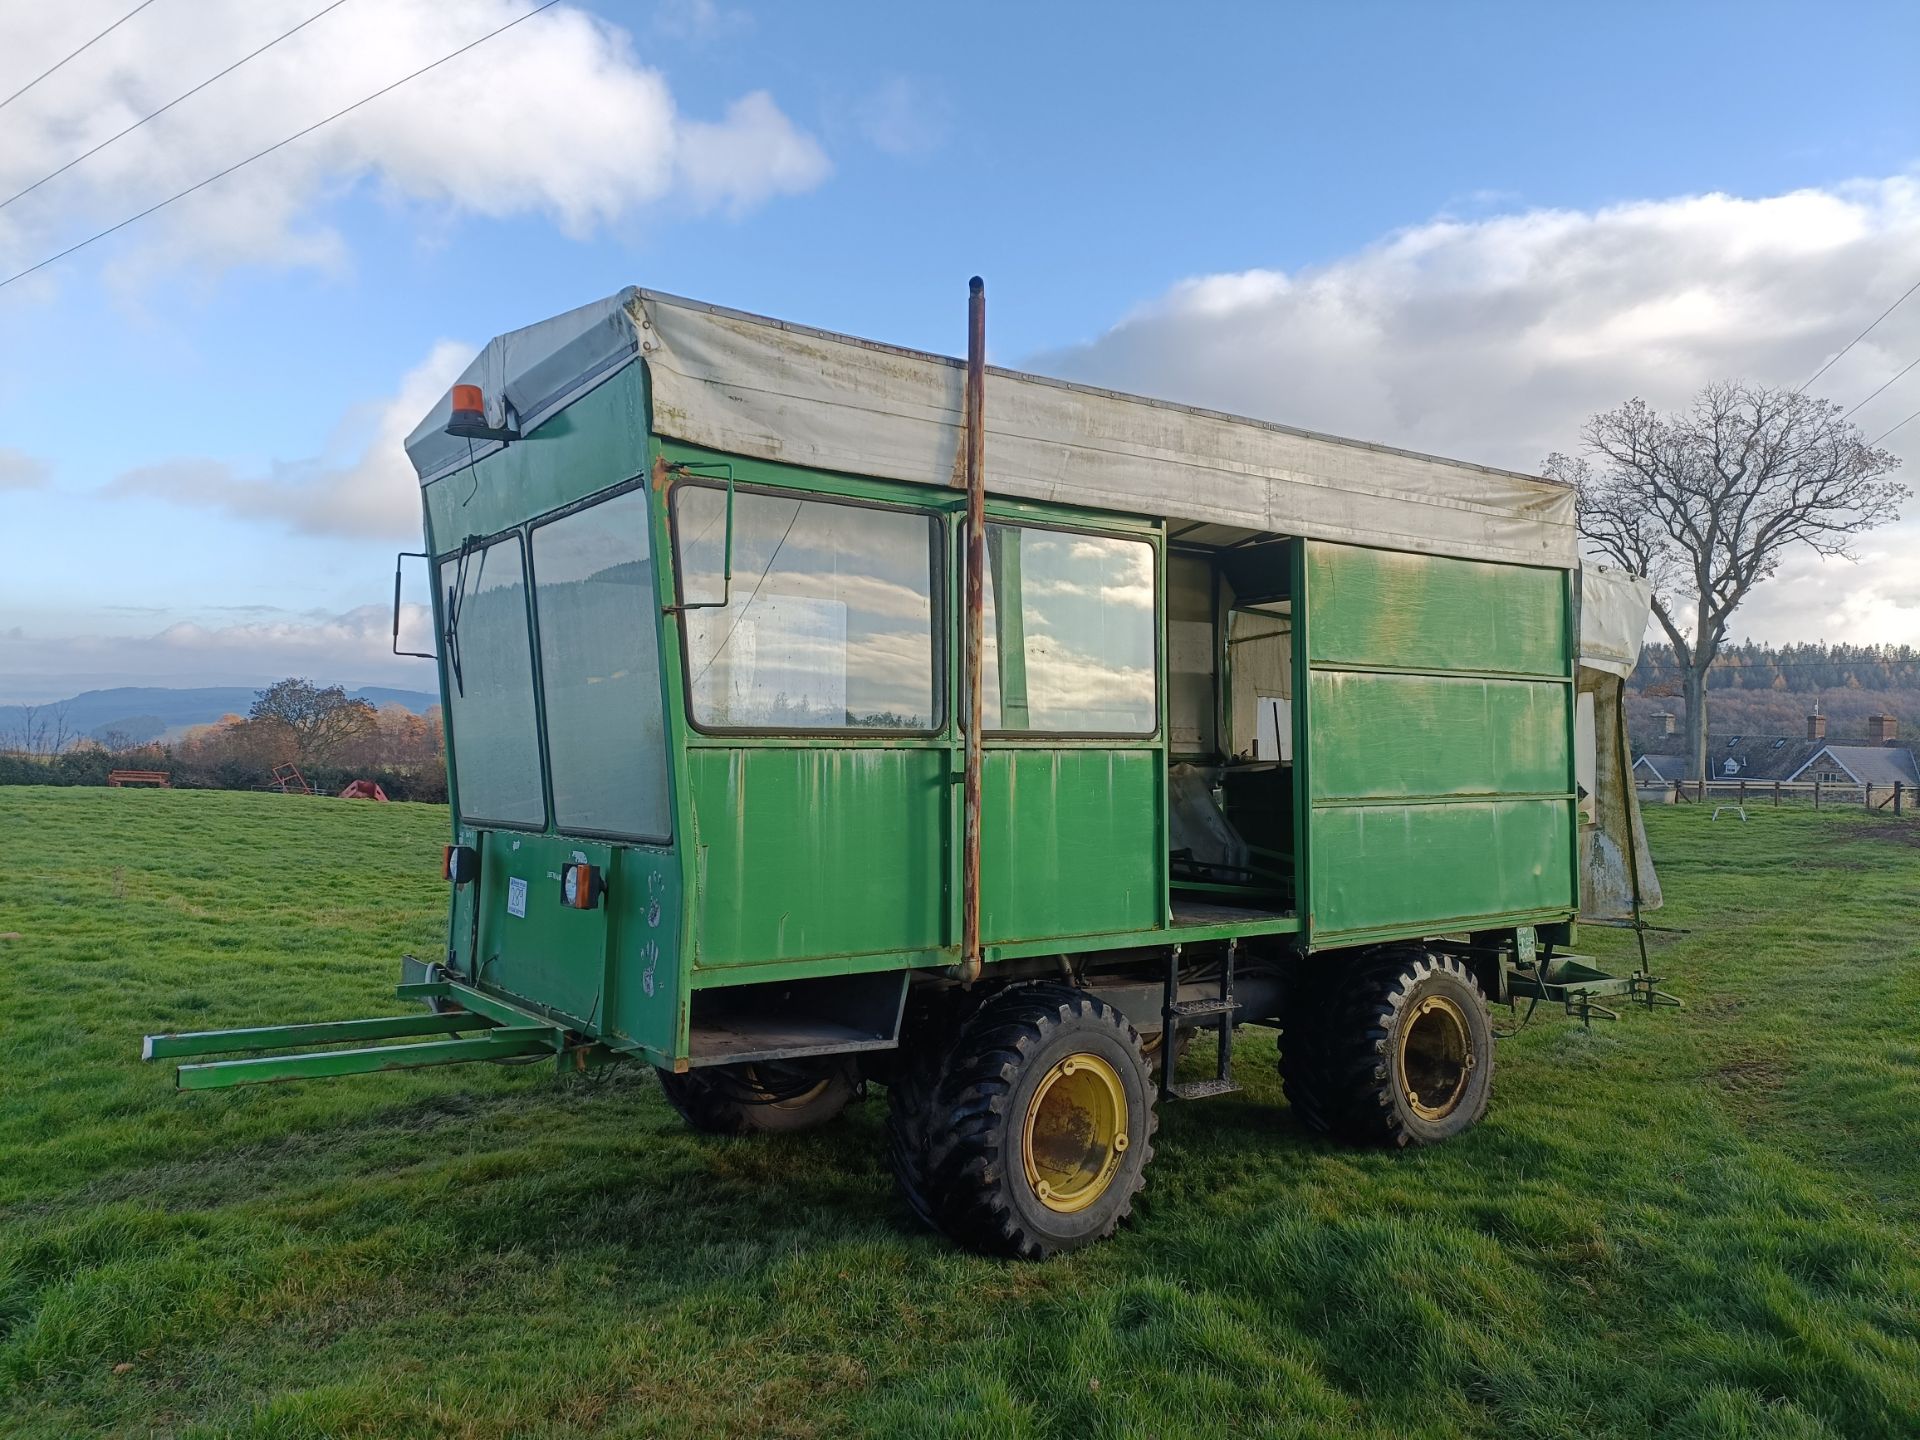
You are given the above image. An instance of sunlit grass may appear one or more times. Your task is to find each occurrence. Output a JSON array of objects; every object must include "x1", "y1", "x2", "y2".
[{"x1": 0, "y1": 787, "x2": 1916, "y2": 1437}]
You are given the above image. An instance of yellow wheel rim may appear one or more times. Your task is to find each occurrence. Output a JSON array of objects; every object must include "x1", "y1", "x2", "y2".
[
  {"x1": 743, "y1": 1068, "x2": 830, "y2": 1110},
  {"x1": 1400, "y1": 995, "x2": 1473, "y2": 1120},
  {"x1": 1021, "y1": 1052, "x2": 1129, "y2": 1214}
]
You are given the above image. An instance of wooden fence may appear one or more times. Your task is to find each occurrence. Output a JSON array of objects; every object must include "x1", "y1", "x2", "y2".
[{"x1": 1637, "y1": 777, "x2": 1911, "y2": 814}]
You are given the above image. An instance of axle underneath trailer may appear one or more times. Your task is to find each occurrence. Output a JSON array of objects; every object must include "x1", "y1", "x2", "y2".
[{"x1": 142, "y1": 933, "x2": 1674, "y2": 1257}]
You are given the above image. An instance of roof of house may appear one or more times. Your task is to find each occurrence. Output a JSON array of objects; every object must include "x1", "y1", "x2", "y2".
[
  {"x1": 1633, "y1": 753, "x2": 1691, "y2": 782},
  {"x1": 1638, "y1": 732, "x2": 1919, "y2": 784},
  {"x1": 1786, "y1": 745, "x2": 1920, "y2": 786}
]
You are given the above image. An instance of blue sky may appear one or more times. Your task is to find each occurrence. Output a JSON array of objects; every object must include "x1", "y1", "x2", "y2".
[{"x1": 3, "y1": 0, "x2": 1919, "y2": 701}]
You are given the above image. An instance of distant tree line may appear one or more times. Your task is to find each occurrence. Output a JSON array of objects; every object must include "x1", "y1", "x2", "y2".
[
  {"x1": 0, "y1": 679, "x2": 447, "y2": 802},
  {"x1": 1632, "y1": 641, "x2": 1920, "y2": 695}
]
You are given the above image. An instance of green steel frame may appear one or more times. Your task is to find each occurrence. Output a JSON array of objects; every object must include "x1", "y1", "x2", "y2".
[{"x1": 142, "y1": 968, "x2": 620, "y2": 1090}]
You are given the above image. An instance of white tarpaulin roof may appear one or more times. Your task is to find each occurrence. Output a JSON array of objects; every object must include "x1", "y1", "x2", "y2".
[
  {"x1": 1577, "y1": 567, "x2": 1654, "y2": 679},
  {"x1": 407, "y1": 287, "x2": 1580, "y2": 569}
]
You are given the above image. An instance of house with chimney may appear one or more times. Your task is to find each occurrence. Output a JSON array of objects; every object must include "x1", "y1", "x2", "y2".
[{"x1": 1633, "y1": 711, "x2": 1920, "y2": 791}]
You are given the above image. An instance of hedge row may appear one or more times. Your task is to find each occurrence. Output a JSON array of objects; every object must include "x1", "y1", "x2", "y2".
[{"x1": 0, "y1": 751, "x2": 448, "y2": 803}]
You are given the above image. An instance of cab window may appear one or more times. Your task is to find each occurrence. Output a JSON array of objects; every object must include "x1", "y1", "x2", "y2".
[
  {"x1": 983, "y1": 525, "x2": 1157, "y2": 736},
  {"x1": 440, "y1": 537, "x2": 544, "y2": 827},
  {"x1": 674, "y1": 486, "x2": 941, "y2": 731},
  {"x1": 531, "y1": 488, "x2": 671, "y2": 840}
]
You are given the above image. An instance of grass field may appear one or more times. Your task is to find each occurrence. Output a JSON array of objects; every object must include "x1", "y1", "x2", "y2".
[{"x1": 2, "y1": 787, "x2": 1918, "y2": 1439}]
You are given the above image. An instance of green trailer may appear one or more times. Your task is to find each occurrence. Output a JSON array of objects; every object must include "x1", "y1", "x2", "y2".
[{"x1": 145, "y1": 283, "x2": 1667, "y2": 1258}]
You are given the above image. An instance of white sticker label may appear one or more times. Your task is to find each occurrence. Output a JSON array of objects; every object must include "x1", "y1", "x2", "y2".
[{"x1": 506, "y1": 877, "x2": 528, "y2": 918}]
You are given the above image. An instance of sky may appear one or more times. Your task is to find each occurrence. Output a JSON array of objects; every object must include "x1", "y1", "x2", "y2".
[{"x1": 2, "y1": 0, "x2": 1919, "y2": 704}]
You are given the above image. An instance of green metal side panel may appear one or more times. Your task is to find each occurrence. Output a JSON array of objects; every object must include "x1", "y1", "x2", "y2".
[
  {"x1": 981, "y1": 748, "x2": 1162, "y2": 944},
  {"x1": 604, "y1": 845, "x2": 681, "y2": 1056},
  {"x1": 473, "y1": 831, "x2": 611, "y2": 1027},
  {"x1": 1309, "y1": 799, "x2": 1573, "y2": 934},
  {"x1": 685, "y1": 746, "x2": 950, "y2": 969},
  {"x1": 1306, "y1": 543, "x2": 1566, "y2": 675},
  {"x1": 1302, "y1": 541, "x2": 1575, "y2": 942},
  {"x1": 1308, "y1": 672, "x2": 1571, "y2": 800},
  {"x1": 423, "y1": 367, "x2": 647, "y2": 550}
]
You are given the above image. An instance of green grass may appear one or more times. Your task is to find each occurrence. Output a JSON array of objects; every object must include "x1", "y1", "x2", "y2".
[{"x1": 1, "y1": 787, "x2": 1918, "y2": 1438}]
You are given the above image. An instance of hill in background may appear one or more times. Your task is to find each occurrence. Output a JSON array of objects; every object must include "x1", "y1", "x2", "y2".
[
  {"x1": 1628, "y1": 643, "x2": 1918, "y2": 749},
  {"x1": 0, "y1": 685, "x2": 439, "y2": 746}
]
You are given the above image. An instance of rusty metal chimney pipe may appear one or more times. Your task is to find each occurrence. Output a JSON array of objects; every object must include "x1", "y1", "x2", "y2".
[{"x1": 958, "y1": 276, "x2": 987, "y2": 985}]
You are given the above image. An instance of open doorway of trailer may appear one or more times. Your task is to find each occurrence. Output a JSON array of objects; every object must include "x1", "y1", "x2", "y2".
[{"x1": 1165, "y1": 528, "x2": 1301, "y2": 928}]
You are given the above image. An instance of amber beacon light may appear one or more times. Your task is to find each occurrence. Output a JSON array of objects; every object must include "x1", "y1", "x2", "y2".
[{"x1": 444, "y1": 383, "x2": 520, "y2": 442}]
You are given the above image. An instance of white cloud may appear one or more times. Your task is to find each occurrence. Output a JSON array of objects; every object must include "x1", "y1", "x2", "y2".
[
  {"x1": 677, "y1": 91, "x2": 834, "y2": 218},
  {"x1": 0, "y1": 0, "x2": 829, "y2": 284},
  {"x1": 1033, "y1": 174, "x2": 1920, "y2": 645},
  {"x1": 109, "y1": 340, "x2": 471, "y2": 539},
  {"x1": 651, "y1": 0, "x2": 755, "y2": 45},
  {"x1": 0, "y1": 448, "x2": 50, "y2": 490},
  {"x1": 0, "y1": 602, "x2": 436, "y2": 697},
  {"x1": 854, "y1": 76, "x2": 950, "y2": 159}
]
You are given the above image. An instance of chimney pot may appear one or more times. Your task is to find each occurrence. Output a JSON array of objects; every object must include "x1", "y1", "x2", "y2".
[{"x1": 1807, "y1": 713, "x2": 1827, "y2": 741}]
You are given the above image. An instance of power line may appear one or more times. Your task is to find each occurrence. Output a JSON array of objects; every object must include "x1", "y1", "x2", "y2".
[
  {"x1": 1800, "y1": 273, "x2": 1920, "y2": 393},
  {"x1": 1869, "y1": 406, "x2": 1920, "y2": 447},
  {"x1": 0, "y1": 0, "x2": 560, "y2": 293},
  {"x1": 0, "y1": 0, "x2": 353, "y2": 216},
  {"x1": 0, "y1": 0, "x2": 163, "y2": 114},
  {"x1": 1843, "y1": 353, "x2": 1920, "y2": 419}
]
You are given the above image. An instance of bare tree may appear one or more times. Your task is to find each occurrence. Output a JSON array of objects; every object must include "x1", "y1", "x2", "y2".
[
  {"x1": 2, "y1": 701, "x2": 75, "y2": 756},
  {"x1": 249, "y1": 679, "x2": 378, "y2": 765},
  {"x1": 1547, "y1": 382, "x2": 1906, "y2": 780}
]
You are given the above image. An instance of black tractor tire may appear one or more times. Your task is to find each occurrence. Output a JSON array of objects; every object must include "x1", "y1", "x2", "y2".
[
  {"x1": 886, "y1": 990, "x2": 989, "y2": 1231},
  {"x1": 1319, "y1": 948, "x2": 1494, "y2": 1148},
  {"x1": 1276, "y1": 959, "x2": 1336, "y2": 1133},
  {"x1": 885, "y1": 1042, "x2": 946, "y2": 1231},
  {"x1": 920, "y1": 983, "x2": 1156, "y2": 1260},
  {"x1": 654, "y1": 1059, "x2": 858, "y2": 1135}
]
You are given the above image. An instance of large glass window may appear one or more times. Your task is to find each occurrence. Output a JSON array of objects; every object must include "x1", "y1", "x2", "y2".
[
  {"x1": 983, "y1": 525, "x2": 1157, "y2": 735},
  {"x1": 440, "y1": 537, "x2": 544, "y2": 826},
  {"x1": 676, "y1": 486, "x2": 939, "y2": 730},
  {"x1": 532, "y1": 489, "x2": 672, "y2": 840}
]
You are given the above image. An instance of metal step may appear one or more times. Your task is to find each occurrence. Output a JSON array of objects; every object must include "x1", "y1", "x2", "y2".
[
  {"x1": 1168, "y1": 1077, "x2": 1240, "y2": 1101},
  {"x1": 1168, "y1": 998, "x2": 1235, "y2": 1022},
  {"x1": 1159, "y1": 938, "x2": 1241, "y2": 1104}
]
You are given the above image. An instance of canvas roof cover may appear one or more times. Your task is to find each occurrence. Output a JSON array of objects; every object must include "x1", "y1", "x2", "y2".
[
  {"x1": 406, "y1": 287, "x2": 1579, "y2": 569},
  {"x1": 1576, "y1": 566, "x2": 1653, "y2": 679}
]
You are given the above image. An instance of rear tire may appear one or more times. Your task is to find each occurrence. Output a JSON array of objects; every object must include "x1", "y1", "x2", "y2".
[
  {"x1": 886, "y1": 1047, "x2": 944, "y2": 1230},
  {"x1": 916, "y1": 983, "x2": 1156, "y2": 1259},
  {"x1": 1319, "y1": 949, "x2": 1494, "y2": 1147},
  {"x1": 655, "y1": 1059, "x2": 857, "y2": 1135},
  {"x1": 1277, "y1": 959, "x2": 1336, "y2": 1133},
  {"x1": 1140, "y1": 1025, "x2": 1192, "y2": 1077},
  {"x1": 886, "y1": 990, "x2": 987, "y2": 1230}
]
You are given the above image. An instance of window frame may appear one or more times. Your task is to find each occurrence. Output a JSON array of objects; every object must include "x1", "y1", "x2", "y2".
[
  {"x1": 437, "y1": 527, "x2": 549, "y2": 833},
  {"x1": 525, "y1": 476, "x2": 674, "y2": 845},
  {"x1": 668, "y1": 478, "x2": 948, "y2": 738},
  {"x1": 977, "y1": 517, "x2": 1163, "y2": 742}
]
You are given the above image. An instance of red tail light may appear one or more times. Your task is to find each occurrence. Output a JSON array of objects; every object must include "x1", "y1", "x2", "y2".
[{"x1": 444, "y1": 844, "x2": 478, "y2": 886}]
